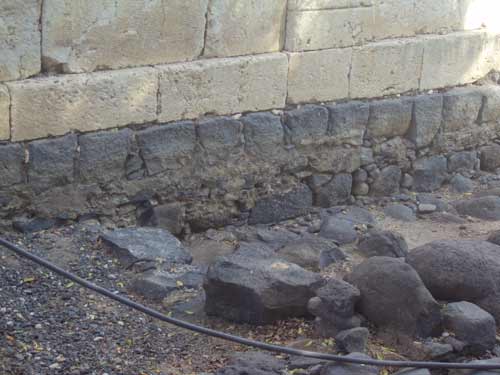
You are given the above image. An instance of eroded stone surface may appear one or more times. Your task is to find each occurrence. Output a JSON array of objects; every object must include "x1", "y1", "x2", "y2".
[{"x1": 0, "y1": 85, "x2": 10, "y2": 140}]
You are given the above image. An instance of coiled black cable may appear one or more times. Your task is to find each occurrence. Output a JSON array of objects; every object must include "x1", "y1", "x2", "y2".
[{"x1": 1, "y1": 236, "x2": 500, "y2": 371}]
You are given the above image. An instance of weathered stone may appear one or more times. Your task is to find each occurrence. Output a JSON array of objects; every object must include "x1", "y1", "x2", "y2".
[
  {"x1": 328, "y1": 102, "x2": 369, "y2": 146},
  {"x1": 42, "y1": 0, "x2": 208, "y2": 73},
  {"x1": 204, "y1": 0, "x2": 286, "y2": 58},
  {"x1": 0, "y1": 85, "x2": 10, "y2": 140},
  {"x1": 249, "y1": 184, "x2": 313, "y2": 225},
  {"x1": 353, "y1": 169, "x2": 368, "y2": 183},
  {"x1": 284, "y1": 105, "x2": 329, "y2": 146},
  {"x1": 100, "y1": 227, "x2": 192, "y2": 268},
  {"x1": 448, "y1": 357, "x2": 500, "y2": 375},
  {"x1": 198, "y1": 117, "x2": 243, "y2": 162},
  {"x1": 136, "y1": 122, "x2": 196, "y2": 176},
  {"x1": 360, "y1": 148, "x2": 374, "y2": 166},
  {"x1": 376, "y1": 137, "x2": 411, "y2": 167},
  {"x1": 138, "y1": 203, "x2": 185, "y2": 236},
  {"x1": 367, "y1": 98, "x2": 413, "y2": 138},
  {"x1": 353, "y1": 182, "x2": 370, "y2": 196},
  {"x1": 407, "y1": 240, "x2": 500, "y2": 321},
  {"x1": 216, "y1": 352, "x2": 286, "y2": 375},
  {"x1": 0, "y1": 0, "x2": 41, "y2": 81},
  {"x1": 313, "y1": 174, "x2": 353, "y2": 208},
  {"x1": 13, "y1": 217, "x2": 58, "y2": 234},
  {"x1": 453, "y1": 196, "x2": 500, "y2": 220},
  {"x1": 409, "y1": 94, "x2": 443, "y2": 148},
  {"x1": 319, "y1": 217, "x2": 358, "y2": 245},
  {"x1": 204, "y1": 252, "x2": 323, "y2": 324},
  {"x1": 158, "y1": 53, "x2": 288, "y2": 122},
  {"x1": 480, "y1": 85, "x2": 500, "y2": 123},
  {"x1": 308, "y1": 278, "x2": 361, "y2": 336},
  {"x1": 394, "y1": 369, "x2": 431, "y2": 375},
  {"x1": 346, "y1": 257, "x2": 442, "y2": 338},
  {"x1": 413, "y1": 156, "x2": 448, "y2": 192},
  {"x1": 0, "y1": 144, "x2": 25, "y2": 188},
  {"x1": 370, "y1": 166, "x2": 402, "y2": 196},
  {"x1": 420, "y1": 31, "x2": 495, "y2": 90},
  {"x1": 448, "y1": 151, "x2": 478, "y2": 174},
  {"x1": 401, "y1": 173, "x2": 414, "y2": 189},
  {"x1": 418, "y1": 204, "x2": 437, "y2": 214},
  {"x1": 384, "y1": 204, "x2": 417, "y2": 222},
  {"x1": 8, "y1": 68, "x2": 158, "y2": 141},
  {"x1": 336, "y1": 327, "x2": 369, "y2": 353},
  {"x1": 358, "y1": 230, "x2": 409, "y2": 258},
  {"x1": 442, "y1": 87, "x2": 483, "y2": 132},
  {"x1": 488, "y1": 230, "x2": 500, "y2": 246},
  {"x1": 480, "y1": 144, "x2": 500, "y2": 172},
  {"x1": 320, "y1": 353, "x2": 379, "y2": 375},
  {"x1": 417, "y1": 193, "x2": 454, "y2": 213},
  {"x1": 443, "y1": 301, "x2": 496, "y2": 355},
  {"x1": 287, "y1": 48, "x2": 351, "y2": 104},
  {"x1": 28, "y1": 134, "x2": 77, "y2": 193},
  {"x1": 241, "y1": 112, "x2": 285, "y2": 160},
  {"x1": 449, "y1": 174, "x2": 474, "y2": 193},
  {"x1": 79, "y1": 129, "x2": 133, "y2": 183},
  {"x1": 327, "y1": 206, "x2": 376, "y2": 226},
  {"x1": 351, "y1": 39, "x2": 423, "y2": 98}
]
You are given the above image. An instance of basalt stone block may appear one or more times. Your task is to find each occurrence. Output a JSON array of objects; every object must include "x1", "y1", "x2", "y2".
[
  {"x1": 448, "y1": 151, "x2": 478, "y2": 174},
  {"x1": 198, "y1": 117, "x2": 243, "y2": 160},
  {"x1": 480, "y1": 144, "x2": 500, "y2": 172},
  {"x1": 0, "y1": 144, "x2": 25, "y2": 188},
  {"x1": 367, "y1": 98, "x2": 413, "y2": 138},
  {"x1": 136, "y1": 122, "x2": 196, "y2": 176},
  {"x1": 284, "y1": 105, "x2": 329, "y2": 146},
  {"x1": 370, "y1": 165, "x2": 402, "y2": 196},
  {"x1": 241, "y1": 112, "x2": 285, "y2": 160},
  {"x1": 328, "y1": 101, "x2": 369, "y2": 146},
  {"x1": 413, "y1": 155, "x2": 448, "y2": 192},
  {"x1": 310, "y1": 173, "x2": 353, "y2": 208},
  {"x1": 408, "y1": 94, "x2": 443, "y2": 148},
  {"x1": 79, "y1": 128, "x2": 134, "y2": 183},
  {"x1": 480, "y1": 85, "x2": 500, "y2": 123},
  {"x1": 28, "y1": 134, "x2": 77, "y2": 192},
  {"x1": 442, "y1": 87, "x2": 483, "y2": 132}
]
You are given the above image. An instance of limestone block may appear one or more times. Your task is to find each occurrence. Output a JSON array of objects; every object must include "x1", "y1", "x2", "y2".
[
  {"x1": 350, "y1": 39, "x2": 424, "y2": 98},
  {"x1": 0, "y1": 85, "x2": 9, "y2": 140},
  {"x1": 288, "y1": 0, "x2": 373, "y2": 10},
  {"x1": 42, "y1": 0, "x2": 208, "y2": 73},
  {"x1": 204, "y1": 0, "x2": 287, "y2": 57},
  {"x1": 0, "y1": 0, "x2": 41, "y2": 81},
  {"x1": 287, "y1": 49, "x2": 351, "y2": 104},
  {"x1": 158, "y1": 54, "x2": 288, "y2": 122},
  {"x1": 420, "y1": 31, "x2": 495, "y2": 90},
  {"x1": 8, "y1": 68, "x2": 157, "y2": 142}
]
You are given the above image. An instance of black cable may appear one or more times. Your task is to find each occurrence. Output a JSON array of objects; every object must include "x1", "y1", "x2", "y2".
[{"x1": 1, "y1": 236, "x2": 500, "y2": 371}]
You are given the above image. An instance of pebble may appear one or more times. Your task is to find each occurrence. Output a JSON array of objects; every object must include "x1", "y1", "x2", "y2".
[{"x1": 418, "y1": 204, "x2": 437, "y2": 214}]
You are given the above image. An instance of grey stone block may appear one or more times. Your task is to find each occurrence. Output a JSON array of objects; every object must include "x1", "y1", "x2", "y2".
[
  {"x1": 198, "y1": 117, "x2": 243, "y2": 155},
  {"x1": 136, "y1": 122, "x2": 196, "y2": 176},
  {"x1": 284, "y1": 105, "x2": 328, "y2": 146},
  {"x1": 0, "y1": 144, "x2": 25, "y2": 188},
  {"x1": 367, "y1": 98, "x2": 412, "y2": 138},
  {"x1": 413, "y1": 155, "x2": 448, "y2": 192},
  {"x1": 28, "y1": 134, "x2": 77, "y2": 192},
  {"x1": 442, "y1": 87, "x2": 483, "y2": 132},
  {"x1": 79, "y1": 128, "x2": 133, "y2": 183},
  {"x1": 480, "y1": 85, "x2": 500, "y2": 123},
  {"x1": 328, "y1": 101, "x2": 369, "y2": 146},
  {"x1": 480, "y1": 144, "x2": 500, "y2": 172},
  {"x1": 311, "y1": 173, "x2": 353, "y2": 208},
  {"x1": 370, "y1": 165, "x2": 402, "y2": 196},
  {"x1": 408, "y1": 94, "x2": 443, "y2": 148},
  {"x1": 448, "y1": 151, "x2": 478, "y2": 174},
  {"x1": 241, "y1": 112, "x2": 284, "y2": 158}
]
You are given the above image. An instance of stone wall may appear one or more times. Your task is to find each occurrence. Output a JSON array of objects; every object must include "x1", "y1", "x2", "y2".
[{"x1": 1, "y1": 0, "x2": 500, "y2": 229}]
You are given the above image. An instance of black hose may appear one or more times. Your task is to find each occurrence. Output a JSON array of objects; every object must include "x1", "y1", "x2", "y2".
[{"x1": 1, "y1": 236, "x2": 499, "y2": 370}]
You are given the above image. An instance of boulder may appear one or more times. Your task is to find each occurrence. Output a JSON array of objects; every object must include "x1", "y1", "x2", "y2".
[
  {"x1": 413, "y1": 156, "x2": 448, "y2": 192},
  {"x1": 319, "y1": 217, "x2": 358, "y2": 245},
  {"x1": 309, "y1": 173, "x2": 353, "y2": 207},
  {"x1": 480, "y1": 144, "x2": 500, "y2": 172},
  {"x1": 138, "y1": 203, "x2": 185, "y2": 236},
  {"x1": 488, "y1": 230, "x2": 500, "y2": 246},
  {"x1": 448, "y1": 357, "x2": 500, "y2": 375},
  {"x1": 407, "y1": 240, "x2": 500, "y2": 321},
  {"x1": 357, "y1": 230, "x2": 408, "y2": 258},
  {"x1": 345, "y1": 257, "x2": 442, "y2": 338},
  {"x1": 370, "y1": 165, "x2": 402, "y2": 196},
  {"x1": 450, "y1": 175, "x2": 474, "y2": 194},
  {"x1": 335, "y1": 327, "x2": 369, "y2": 353},
  {"x1": 99, "y1": 227, "x2": 192, "y2": 268},
  {"x1": 442, "y1": 301, "x2": 496, "y2": 355},
  {"x1": 453, "y1": 196, "x2": 500, "y2": 220},
  {"x1": 384, "y1": 204, "x2": 417, "y2": 222},
  {"x1": 320, "y1": 353, "x2": 379, "y2": 375},
  {"x1": 308, "y1": 278, "x2": 361, "y2": 336},
  {"x1": 216, "y1": 352, "x2": 286, "y2": 375},
  {"x1": 204, "y1": 252, "x2": 323, "y2": 324}
]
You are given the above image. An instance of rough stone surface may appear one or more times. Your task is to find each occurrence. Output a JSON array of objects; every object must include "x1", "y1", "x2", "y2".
[
  {"x1": 0, "y1": 0, "x2": 41, "y2": 81},
  {"x1": 367, "y1": 98, "x2": 413, "y2": 138},
  {"x1": 216, "y1": 352, "x2": 286, "y2": 375},
  {"x1": 350, "y1": 39, "x2": 423, "y2": 98},
  {"x1": 136, "y1": 122, "x2": 196, "y2": 176},
  {"x1": 28, "y1": 134, "x2": 77, "y2": 193},
  {"x1": 480, "y1": 144, "x2": 500, "y2": 172},
  {"x1": 0, "y1": 144, "x2": 25, "y2": 188},
  {"x1": 449, "y1": 174, "x2": 474, "y2": 193},
  {"x1": 138, "y1": 203, "x2": 185, "y2": 236},
  {"x1": 100, "y1": 227, "x2": 193, "y2": 268},
  {"x1": 488, "y1": 230, "x2": 500, "y2": 246},
  {"x1": 453, "y1": 196, "x2": 500, "y2": 220},
  {"x1": 346, "y1": 257, "x2": 442, "y2": 338},
  {"x1": 442, "y1": 87, "x2": 483, "y2": 132},
  {"x1": 42, "y1": 0, "x2": 208, "y2": 73},
  {"x1": 407, "y1": 240, "x2": 500, "y2": 321},
  {"x1": 442, "y1": 301, "x2": 496, "y2": 355},
  {"x1": 320, "y1": 353, "x2": 379, "y2": 375},
  {"x1": 284, "y1": 105, "x2": 329, "y2": 146},
  {"x1": 394, "y1": 369, "x2": 431, "y2": 375},
  {"x1": 448, "y1": 151, "x2": 478, "y2": 174},
  {"x1": 319, "y1": 217, "x2": 358, "y2": 245},
  {"x1": 413, "y1": 156, "x2": 448, "y2": 192},
  {"x1": 448, "y1": 357, "x2": 500, "y2": 375},
  {"x1": 204, "y1": 0, "x2": 286, "y2": 58},
  {"x1": 158, "y1": 53, "x2": 288, "y2": 122},
  {"x1": 384, "y1": 204, "x2": 416, "y2": 222},
  {"x1": 409, "y1": 94, "x2": 443, "y2": 148},
  {"x1": 335, "y1": 327, "x2": 369, "y2": 354},
  {"x1": 79, "y1": 129, "x2": 134, "y2": 183},
  {"x1": 370, "y1": 166, "x2": 402, "y2": 196},
  {"x1": 204, "y1": 252, "x2": 323, "y2": 324},
  {"x1": 8, "y1": 68, "x2": 158, "y2": 141},
  {"x1": 312, "y1": 174, "x2": 353, "y2": 208},
  {"x1": 287, "y1": 49, "x2": 351, "y2": 104},
  {"x1": 308, "y1": 278, "x2": 361, "y2": 336},
  {"x1": 241, "y1": 113, "x2": 285, "y2": 161},
  {"x1": 249, "y1": 184, "x2": 313, "y2": 225},
  {"x1": 0, "y1": 85, "x2": 10, "y2": 140},
  {"x1": 480, "y1": 85, "x2": 500, "y2": 123},
  {"x1": 358, "y1": 230, "x2": 409, "y2": 258}
]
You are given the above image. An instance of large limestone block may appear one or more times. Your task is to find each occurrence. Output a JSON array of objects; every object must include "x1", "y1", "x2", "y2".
[
  {"x1": 0, "y1": 85, "x2": 9, "y2": 140},
  {"x1": 288, "y1": 0, "x2": 373, "y2": 10},
  {"x1": 42, "y1": 0, "x2": 208, "y2": 73},
  {"x1": 287, "y1": 49, "x2": 351, "y2": 104},
  {"x1": 8, "y1": 68, "x2": 158, "y2": 141},
  {"x1": 158, "y1": 54, "x2": 288, "y2": 122},
  {"x1": 204, "y1": 0, "x2": 287, "y2": 57},
  {"x1": 420, "y1": 31, "x2": 496, "y2": 90},
  {"x1": 0, "y1": 0, "x2": 41, "y2": 81},
  {"x1": 350, "y1": 39, "x2": 424, "y2": 98}
]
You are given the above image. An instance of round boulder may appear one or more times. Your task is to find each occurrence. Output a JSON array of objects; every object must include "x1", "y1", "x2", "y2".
[{"x1": 357, "y1": 230, "x2": 408, "y2": 258}]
